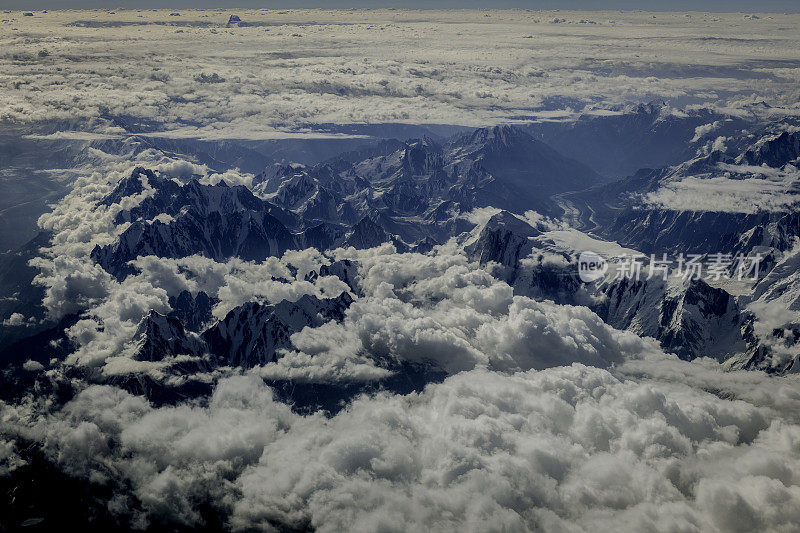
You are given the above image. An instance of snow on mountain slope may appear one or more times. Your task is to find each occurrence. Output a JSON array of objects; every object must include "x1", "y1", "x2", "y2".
[
  {"x1": 92, "y1": 169, "x2": 300, "y2": 278},
  {"x1": 463, "y1": 211, "x2": 750, "y2": 362},
  {"x1": 465, "y1": 210, "x2": 541, "y2": 277},
  {"x1": 168, "y1": 290, "x2": 214, "y2": 332},
  {"x1": 727, "y1": 243, "x2": 800, "y2": 373},
  {"x1": 6, "y1": 12, "x2": 800, "y2": 531},
  {"x1": 594, "y1": 275, "x2": 745, "y2": 361},
  {"x1": 448, "y1": 125, "x2": 607, "y2": 212},
  {"x1": 12, "y1": 118, "x2": 800, "y2": 386},
  {"x1": 526, "y1": 102, "x2": 752, "y2": 178},
  {"x1": 203, "y1": 292, "x2": 353, "y2": 368},
  {"x1": 738, "y1": 130, "x2": 800, "y2": 168},
  {"x1": 128, "y1": 310, "x2": 206, "y2": 363},
  {"x1": 93, "y1": 291, "x2": 356, "y2": 394},
  {"x1": 584, "y1": 127, "x2": 800, "y2": 270},
  {"x1": 89, "y1": 125, "x2": 605, "y2": 284}
]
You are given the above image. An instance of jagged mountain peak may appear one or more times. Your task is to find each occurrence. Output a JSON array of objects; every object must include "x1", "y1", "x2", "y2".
[
  {"x1": 93, "y1": 173, "x2": 299, "y2": 278},
  {"x1": 482, "y1": 211, "x2": 540, "y2": 237},
  {"x1": 406, "y1": 136, "x2": 440, "y2": 149},
  {"x1": 632, "y1": 100, "x2": 670, "y2": 116},
  {"x1": 269, "y1": 172, "x2": 320, "y2": 209},
  {"x1": 203, "y1": 292, "x2": 353, "y2": 368},
  {"x1": 453, "y1": 124, "x2": 534, "y2": 152},
  {"x1": 253, "y1": 162, "x2": 308, "y2": 195},
  {"x1": 401, "y1": 137, "x2": 444, "y2": 175},
  {"x1": 466, "y1": 211, "x2": 539, "y2": 270},
  {"x1": 169, "y1": 290, "x2": 214, "y2": 332},
  {"x1": 101, "y1": 167, "x2": 161, "y2": 206},
  {"x1": 738, "y1": 130, "x2": 800, "y2": 168},
  {"x1": 345, "y1": 215, "x2": 407, "y2": 251},
  {"x1": 129, "y1": 310, "x2": 205, "y2": 362},
  {"x1": 121, "y1": 291, "x2": 355, "y2": 369}
]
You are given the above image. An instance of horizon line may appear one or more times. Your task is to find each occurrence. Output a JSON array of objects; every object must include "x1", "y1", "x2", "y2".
[{"x1": 6, "y1": 7, "x2": 799, "y2": 14}]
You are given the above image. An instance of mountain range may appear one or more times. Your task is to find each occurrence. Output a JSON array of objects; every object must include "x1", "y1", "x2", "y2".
[{"x1": 3, "y1": 104, "x2": 800, "y2": 408}]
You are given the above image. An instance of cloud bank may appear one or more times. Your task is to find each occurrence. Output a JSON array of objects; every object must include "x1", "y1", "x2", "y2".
[
  {"x1": 2, "y1": 9, "x2": 800, "y2": 139},
  {"x1": 4, "y1": 361, "x2": 800, "y2": 532}
]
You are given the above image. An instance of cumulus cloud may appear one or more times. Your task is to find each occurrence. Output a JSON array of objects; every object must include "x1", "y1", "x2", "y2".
[
  {"x1": 251, "y1": 245, "x2": 663, "y2": 384},
  {"x1": 253, "y1": 319, "x2": 392, "y2": 383},
  {"x1": 21, "y1": 155, "x2": 659, "y2": 383},
  {"x1": 60, "y1": 250, "x2": 351, "y2": 370},
  {"x1": 2, "y1": 362, "x2": 799, "y2": 531},
  {"x1": 2, "y1": 9, "x2": 800, "y2": 138},
  {"x1": 24, "y1": 157, "x2": 663, "y2": 384},
  {"x1": 0, "y1": 438, "x2": 25, "y2": 477},
  {"x1": 2, "y1": 312, "x2": 28, "y2": 326},
  {"x1": 31, "y1": 162, "x2": 161, "y2": 318},
  {"x1": 54, "y1": 230, "x2": 658, "y2": 381},
  {"x1": 22, "y1": 360, "x2": 45, "y2": 372},
  {"x1": 28, "y1": 148, "x2": 342, "y2": 325},
  {"x1": 691, "y1": 121, "x2": 723, "y2": 143},
  {"x1": 5, "y1": 163, "x2": 800, "y2": 530}
]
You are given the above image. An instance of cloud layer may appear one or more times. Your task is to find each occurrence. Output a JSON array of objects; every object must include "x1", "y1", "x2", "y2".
[
  {"x1": 642, "y1": 171, "x2": 800, "y2": 214},
  {"x1": 5, "y1": 361, "x2": 800, "y2": 532},
  {"x1": 2, "y1": 9, "x2": 800, "y2": 138},
  {"x1": 3, "y1": 9, "x2": 800, "y2": 531}
]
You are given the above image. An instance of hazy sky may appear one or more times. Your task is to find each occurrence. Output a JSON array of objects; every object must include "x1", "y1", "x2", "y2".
[{"x1": 3, "y1": 1, "x2": 799, "y2": 13}]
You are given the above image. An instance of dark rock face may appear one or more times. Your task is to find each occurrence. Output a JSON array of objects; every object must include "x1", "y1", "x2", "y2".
[
  {"x1": 130, "y1": 310, "x2": 205, "y2": 362},
  {"x1": 93, "y1": 209, "x2": 296, "y2": 279},
  {"x1": 124, "y1": 292, "x2": 353, "y2": 370},
  {"x1": 345, "y1": 216, "x2": 392, "y2": 250},
  {"x1": 526, "y1": 102, "x2": 748, "y2": 178},
  {"x1": 587, "y1": 275, "x2": 745, "y2": 361},
  {"x1": 739, "y1": 131, "x2": 800, "y2": 168},
  {"x1": 91, "y1": 125, "x2": 605, "y2": 282},
  {"x1": 93, "y1": 170, "x2": 299, "y2": 279},
  {"x1": 15, "y1": 116, "x2": 800, "y2": 408},
  {"x1": 580, "y1": 128, "x2": 800, "y2": 286},
  {"x1": 202, "y1": 293, "x2": 353, "y2": 367},
  {"x1": 27, "y1": 124, "x2": 800, "y2": 377},
  {"x1": 607, "y1": 209, "x2": 767, "y2": 255},
  {"x1": 318, "y1": 259, "x2": 360, "y2": 293},
  {"x1": 453, "y1": 125, "x2": 604, "y2": 206},
  {"x1": 466, "y1": 211, "x2": 540, "y2": 271},
  {"x1": 168, "y1": 290, "x2": 214, "y2": 332}
]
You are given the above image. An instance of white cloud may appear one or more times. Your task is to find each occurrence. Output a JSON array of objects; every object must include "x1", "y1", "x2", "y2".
[
  {"x1": 22, "y1": 360, "x2": 45, "y2": 372},
  {"x1": 3, "y1": 362, "x2": 799, "y2": 531},
  {"x1": 691, "y1": 121, "x2": 722, "y2": 143},
  {"x1": 642, "y1": 172, "x2": 800, "y2": 214},
  {"x1": 24, "y1": 131, "x2": 123, "y2": 141},
  {"x1": 60, "y1": 250, "x2": 351, "y2": 370},
  {"x1": 251, "y1": 245, "x2": 663, "y2": 383},
  {"x1": 3, "y1": 312, "x2": 27, "y2": 326},
  {"x1": 0, "y1": 438, "x2": 25, "y2": 477},
  {"x1": 22, "y1": 162, "x2": 659, "y2": 381},
  {"x1": 2, "y1": 9, "x2": 800, "y2": 137},
  {"x1": 4, "y1": 9, "x2": 800, "y2": 530}
]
